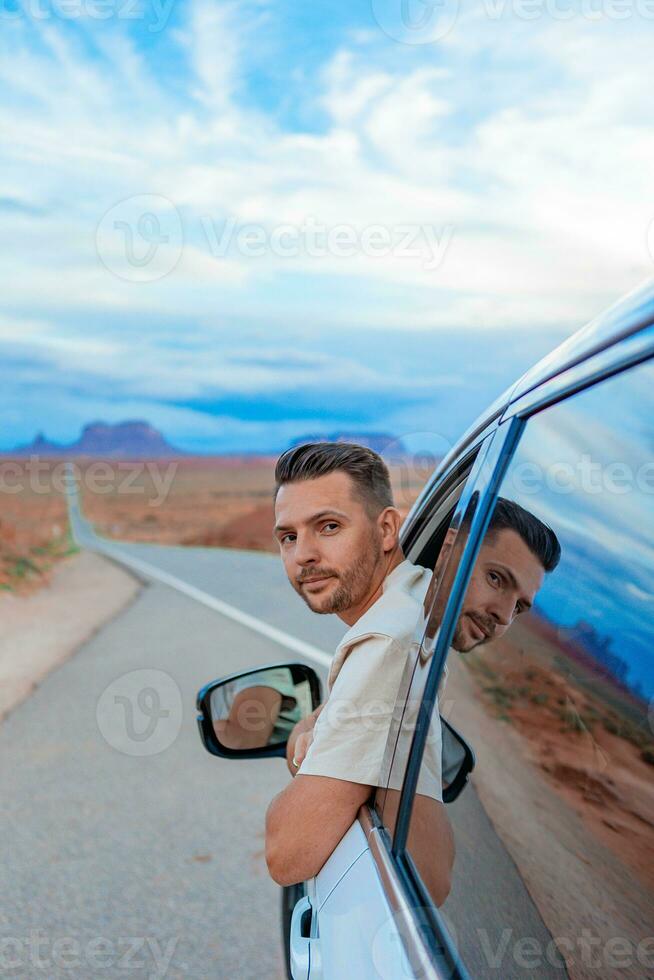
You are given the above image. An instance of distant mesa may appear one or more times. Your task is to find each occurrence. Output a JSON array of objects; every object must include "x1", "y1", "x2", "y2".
[
  {"x1": 288, "y1": 432, "x2": 408, "y2": 456},
  {"x1": 6, "y1": 420, "x2": 185, "y2": 458}
]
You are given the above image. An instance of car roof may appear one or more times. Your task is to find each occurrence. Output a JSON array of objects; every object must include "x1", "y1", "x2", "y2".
[
  {"x1": 509, "y1": 277, "x2": 654, "y2": 404},
  {"x1": 408, "y1": 278, "x2": 654, "y2": 523}
]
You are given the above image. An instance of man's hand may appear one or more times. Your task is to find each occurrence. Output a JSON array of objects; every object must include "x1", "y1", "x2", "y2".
[
  {"x1": 286, "y1": 702, "x2": 323, "y2": 775},
  {"x1": 291, "y1": 729, "x2": 314, "y2": 771}
]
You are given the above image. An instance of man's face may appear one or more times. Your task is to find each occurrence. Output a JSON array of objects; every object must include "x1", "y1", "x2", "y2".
[
  {"x1": 452, "y1": 528, "x2": 545, "y2": 652},
  {"x1": 273, "y1": 471, "x2": 384, "y2": 615}
]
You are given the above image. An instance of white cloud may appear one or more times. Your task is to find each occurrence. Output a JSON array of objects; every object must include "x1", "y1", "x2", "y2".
[{"x1": 0, "y1": 0, "x2": 652, "y2": 354}]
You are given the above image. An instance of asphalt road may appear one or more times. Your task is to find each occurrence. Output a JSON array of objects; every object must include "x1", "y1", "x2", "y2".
[{"x1": 0, "y1": 481, "x2": 564, "y2": 979}]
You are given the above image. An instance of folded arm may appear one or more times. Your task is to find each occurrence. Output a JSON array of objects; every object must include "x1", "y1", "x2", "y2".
[{"x1": 265, "y1": 774, "x2": 372, "y2": 886}]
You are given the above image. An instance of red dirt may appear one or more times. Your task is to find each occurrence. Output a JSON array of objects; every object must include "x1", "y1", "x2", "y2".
[{"x1": 466, "y1": 624, "x2": 654, "y2": 891}]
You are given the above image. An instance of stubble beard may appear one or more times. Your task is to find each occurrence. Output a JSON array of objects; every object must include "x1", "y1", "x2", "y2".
[
  {"x1": 451, "y1": 611, "x2": 495, "y2": 653},
  {"x1": 300, "y1": 533, "x2": 383, "y2": 615}
]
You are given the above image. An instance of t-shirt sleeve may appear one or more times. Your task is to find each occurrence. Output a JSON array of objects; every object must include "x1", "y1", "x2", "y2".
[{"x1": 298, "y1": 632, "x2": 409, "y2": 786}]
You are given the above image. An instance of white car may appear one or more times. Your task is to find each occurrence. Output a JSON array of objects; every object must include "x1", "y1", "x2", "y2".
[{"x1": 197, "y1": 282, "x2": 654, "y2": 980}]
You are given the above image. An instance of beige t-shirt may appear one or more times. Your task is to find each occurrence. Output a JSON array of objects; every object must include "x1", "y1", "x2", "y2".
[{"x1": 299, "y1": 559, "x2": 442, "y2": 798}]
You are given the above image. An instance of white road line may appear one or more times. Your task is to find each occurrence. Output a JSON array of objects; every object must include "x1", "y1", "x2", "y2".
[
  {"x1": 64, "y1": 465, "x2": 332, "y2": 668},
  {"x1": 83, "y1": 538, "x2": 333, "y2": 670}
]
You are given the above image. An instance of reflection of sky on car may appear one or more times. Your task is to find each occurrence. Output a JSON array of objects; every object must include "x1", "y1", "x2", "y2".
[{"x1": 502, "y1": 357, "x2": 654, "y2": 700}]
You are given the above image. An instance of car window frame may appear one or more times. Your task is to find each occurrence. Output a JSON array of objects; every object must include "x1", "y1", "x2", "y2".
[{"x1": 390, "y1": 417, "x2": 523, "y2": 855}]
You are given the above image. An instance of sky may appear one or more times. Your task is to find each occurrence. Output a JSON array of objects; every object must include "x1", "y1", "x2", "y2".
[{"x1": 1, "y1": 0, "x2": 653, "y2": 453}]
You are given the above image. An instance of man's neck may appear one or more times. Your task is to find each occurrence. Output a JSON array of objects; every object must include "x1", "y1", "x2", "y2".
[{"x1": 337, "y1": 547, "x2": 405, "y2": 627}]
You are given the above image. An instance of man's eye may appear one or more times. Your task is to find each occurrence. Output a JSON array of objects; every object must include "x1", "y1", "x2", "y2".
[
  {"x1": 321, "y1": 522, "x2": 339, "y2": 533},
  {"x1": 281, "y1": 533, "x2": 296, "y2": 544},
  {"x1": 488, "y1": 571, "x2": 501, "y2": 586}
]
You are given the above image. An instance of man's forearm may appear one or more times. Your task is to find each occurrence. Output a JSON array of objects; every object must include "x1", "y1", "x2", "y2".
[{"x1": 285, "y1": 703, "x2": 324, "y2": 774}]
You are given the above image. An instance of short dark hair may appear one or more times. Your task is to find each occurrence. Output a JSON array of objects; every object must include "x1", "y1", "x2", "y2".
[
  {"x1": 274, "y1": 442, "x2": 394, "y2": 517},
  {"x1": 487, "y1": 497, "x2": 561, "y2": 573}
]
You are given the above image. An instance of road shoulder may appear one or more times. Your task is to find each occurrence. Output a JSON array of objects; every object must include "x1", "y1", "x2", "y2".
[{"x1": 0, "y1": 549, "x2": 141, "y2": 722}]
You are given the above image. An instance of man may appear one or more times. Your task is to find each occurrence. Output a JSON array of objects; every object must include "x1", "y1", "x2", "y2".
[{"x1": 266, "y1": 441, "x2": 436, "y2": 888}]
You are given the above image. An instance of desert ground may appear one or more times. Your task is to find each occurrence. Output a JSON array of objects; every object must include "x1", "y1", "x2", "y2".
[
  {"x1": 0, "y1": 453, "x2": 427, "y2": 591},
  {"x1": 0, "y1": 458, "x2": 77, "y2": 594},
  {"x1": 74, "y1": 454, "x2": 426, "y2": 550},
  {"x1": 449, "y1": 615, "x2": 654, "y2": 979}
]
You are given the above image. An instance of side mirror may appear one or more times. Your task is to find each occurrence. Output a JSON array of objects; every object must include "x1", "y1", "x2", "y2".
[
  {"x1": 440, "y1": 715, "x2": 475, "y2": 803},
  {"x1": 196, "y1": 663, "x2": 322, "y2": 759}
]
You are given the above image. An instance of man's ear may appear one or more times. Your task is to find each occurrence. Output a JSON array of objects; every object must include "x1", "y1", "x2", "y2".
[{"x1": 377, "y1": 506, "x2": 403, "y2": 551}]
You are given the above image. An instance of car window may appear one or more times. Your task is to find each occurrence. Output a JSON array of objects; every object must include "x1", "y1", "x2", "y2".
[
  {"x1": 374, "y1": 441, "x2": 492, "y2": 826},
  {"x1": 400, "y1": 357, "x2": 654, "y2": 978}
]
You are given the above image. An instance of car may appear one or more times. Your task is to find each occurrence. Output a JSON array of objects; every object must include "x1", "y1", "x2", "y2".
[{"x1": 196, "y1": 280, "x2": 654, "y2": 980}]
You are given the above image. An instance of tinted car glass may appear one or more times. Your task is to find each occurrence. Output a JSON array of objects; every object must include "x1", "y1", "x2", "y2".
[{"x1": 404, "y1": 358, "x2": 654, "y2": 978}]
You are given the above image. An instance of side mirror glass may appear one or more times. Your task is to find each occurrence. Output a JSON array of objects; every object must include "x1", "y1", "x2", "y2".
[{"x1": 197, "y1": 663, "x2": 322, "y2": 759}]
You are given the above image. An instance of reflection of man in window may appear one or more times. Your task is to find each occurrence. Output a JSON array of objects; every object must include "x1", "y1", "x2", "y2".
[
  {"x1": 390, "y1": 498, "x2": 561, "y2": 905},
  {"x1": 427, "y1": 497, "x2": 561, "y2": 652}
]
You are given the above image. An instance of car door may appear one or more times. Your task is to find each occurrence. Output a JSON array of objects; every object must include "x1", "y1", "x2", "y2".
[{"x1": 376, "y1": 336, "x2": 654, "y2": 979}]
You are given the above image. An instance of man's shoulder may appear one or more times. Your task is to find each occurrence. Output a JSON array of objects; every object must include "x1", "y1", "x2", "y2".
[{"x1": 336, "y1": 560, "x2": 431, "y2": 657}]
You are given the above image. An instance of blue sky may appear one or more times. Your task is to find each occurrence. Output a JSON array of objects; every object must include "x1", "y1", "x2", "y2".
[
  {"x1": 504, "y1": 355, "x2": 654, "y2": 700},
  {"x1": 1, "y1": 0, "x2": 653, "y2": 452}
]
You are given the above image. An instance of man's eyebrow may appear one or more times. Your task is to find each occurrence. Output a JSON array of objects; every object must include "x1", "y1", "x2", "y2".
[
  {"x1": 273, "y1": 509, "x2": 350, "y2": 534},
  {"x1": 494, "y1": 561, "x2": 533, "y2": 609}
]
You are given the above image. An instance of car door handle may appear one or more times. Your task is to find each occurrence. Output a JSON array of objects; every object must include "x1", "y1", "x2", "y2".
[{"x1": 290, "y1": 895, "x2": 322, "y2": 979}]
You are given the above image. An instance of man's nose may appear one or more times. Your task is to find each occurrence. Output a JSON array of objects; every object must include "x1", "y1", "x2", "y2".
[
  {"x1": 488, "y1": 594, "x2": 514, "y2": 627},
  {"x1": 293, "y1": 531, "x2": 320, "y2": 565}
]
